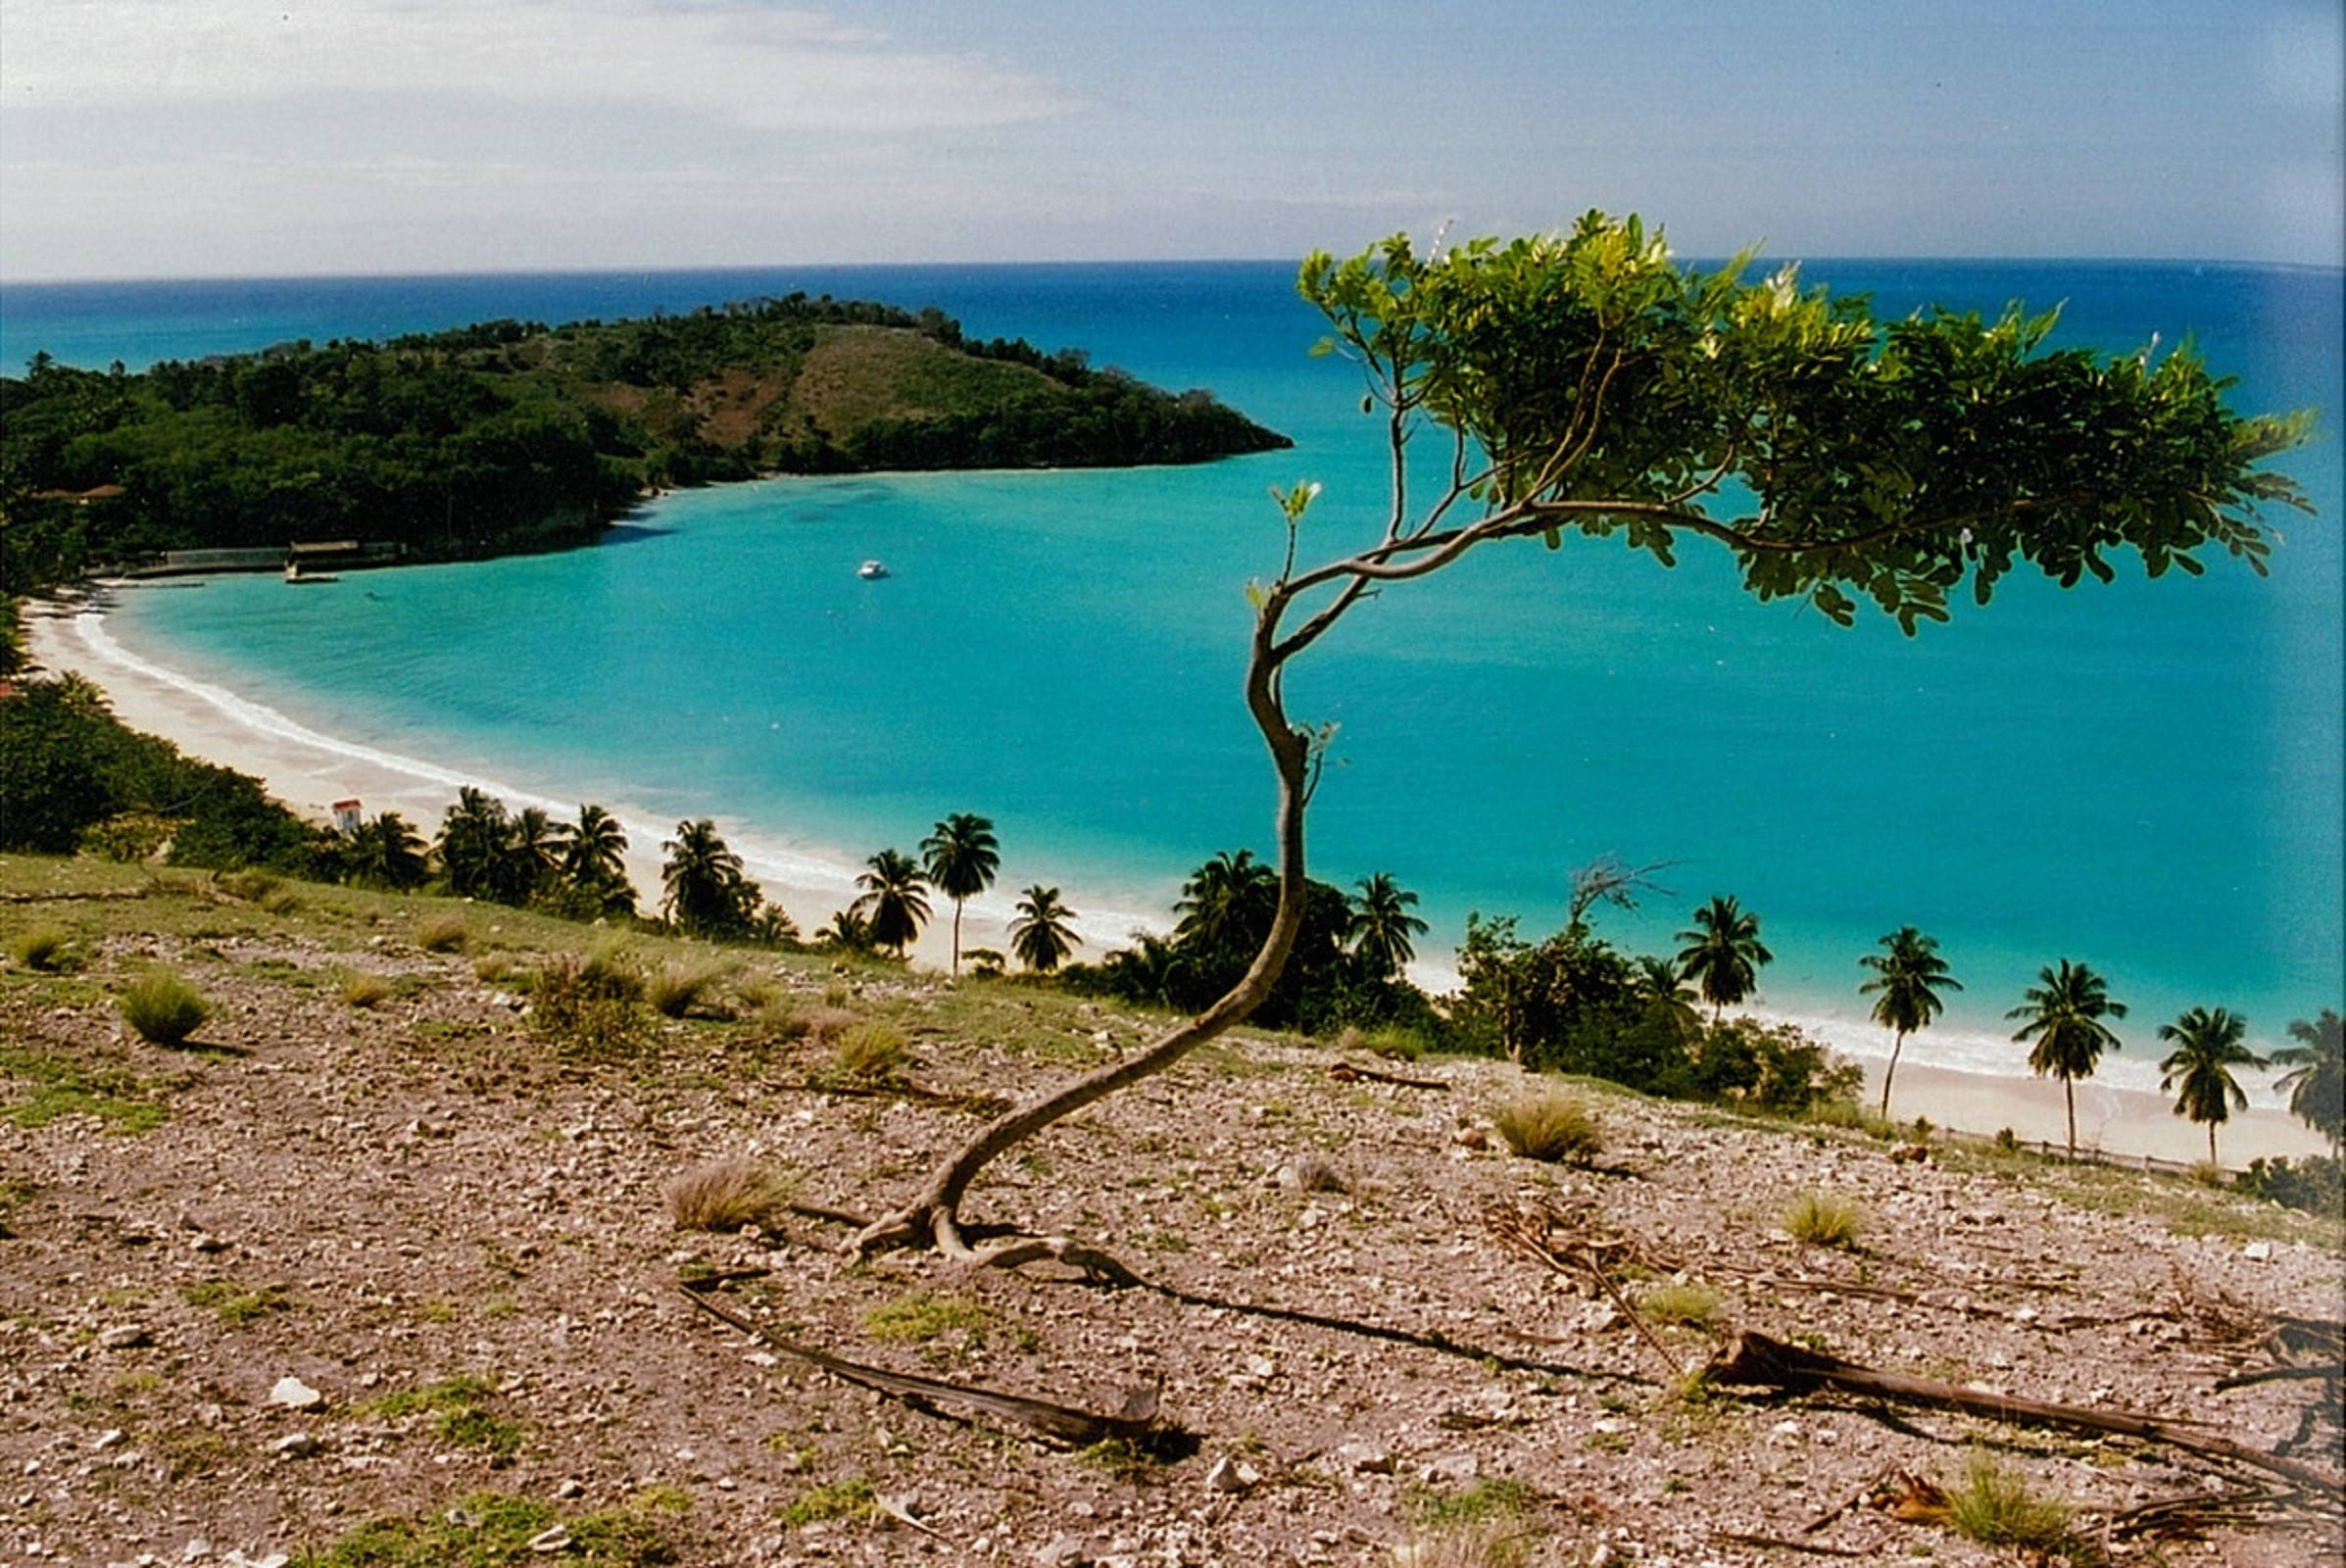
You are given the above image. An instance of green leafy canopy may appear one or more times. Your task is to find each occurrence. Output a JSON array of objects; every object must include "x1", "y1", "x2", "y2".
[{"x1": 1297, "y1": 214, "x2": 2312, "y2": 635}]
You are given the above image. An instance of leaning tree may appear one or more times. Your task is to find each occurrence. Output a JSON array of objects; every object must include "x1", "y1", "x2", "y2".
[{"x1": 850, "y1": 214, "x2": 2309, "y2": 1268}]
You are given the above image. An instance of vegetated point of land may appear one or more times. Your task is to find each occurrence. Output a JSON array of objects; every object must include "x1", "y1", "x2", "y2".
[
  {"x1": 0, "y1": 853, "x2": 2338, "y2": 1567},
  {"x1": 0, "y1": 295, "x2": 1293, "y2": 582}
]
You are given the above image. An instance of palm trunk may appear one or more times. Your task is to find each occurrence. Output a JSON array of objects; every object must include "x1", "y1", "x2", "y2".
[
  {"x1": 951, "y1": 900, "x2": 964, "y2": 977},
  {"x1": 1879, "y1": 1029, "x2": 1906, "y2": 1121},
  {"x1": 2065, "y1": 1079, "x2": 2077, "y2": 1161}
]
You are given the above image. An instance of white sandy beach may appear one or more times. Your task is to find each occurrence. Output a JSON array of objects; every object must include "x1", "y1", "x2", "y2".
[{"x1": 23, "y1": 587, "x2": 2335, "y2": 1171}]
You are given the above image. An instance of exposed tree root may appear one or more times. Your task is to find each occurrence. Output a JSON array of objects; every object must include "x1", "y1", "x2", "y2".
[
  {"x1": 1704, "y1": 1329, "x2": 2346, "y2": 1506},
  {"x1": 677, "y1": 1285, "x2": 1193, "y2": 1458}
]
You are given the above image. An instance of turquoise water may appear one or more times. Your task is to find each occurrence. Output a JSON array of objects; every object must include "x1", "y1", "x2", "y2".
[{"x1": 8, "y1": 261, "x2": 2340, "y2": 1083}]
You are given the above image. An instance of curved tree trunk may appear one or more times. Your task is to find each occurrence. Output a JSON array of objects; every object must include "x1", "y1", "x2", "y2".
[
  {"x1": 2065, "y1": 1079, "x2": 2077, "y2": 1161},
  {"x1": 853, "y1": 600, "x2": 1315, "y2": 1261},
  {"x1": 1879, "y1": 1028, "x2": 1906, "y2": 1121}
]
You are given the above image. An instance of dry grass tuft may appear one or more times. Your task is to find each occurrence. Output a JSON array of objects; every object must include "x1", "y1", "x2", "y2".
[
  {"x1": 1489, "y1": 1089, "x2": 1603, "y2": 1165},
  {"x1": 831, "y1": 1020, "x2": 908, "y2": 1083},
  {"x1": 647, "y1": 961, "x2": 727, "y2": 1019},
  {"x1": 663, "y1": 1157, "x2": 796, "y2": 1233},
  {"x1": 11, "y1": 925, "x2": 73, "y2": 971},
  {"x1": 339, "y1": 970, "x2": 397, "y2": 1009},
  {"x1": 1783, "y1": 1191, "x2": 1863, "y2": 1250},
  {"x1": 118, "y1": 969, "x2": 212, "y2": 1047},
  {"x1": 415, "y1": 914, "x2": 471, "y2": 954}
]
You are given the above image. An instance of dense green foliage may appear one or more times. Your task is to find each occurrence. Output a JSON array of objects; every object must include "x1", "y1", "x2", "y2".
[
  {"x1": 1064, "y1": 849, "x2": 1433, "y2": 1035},
  {"x1": 2236, "y1": 1154, "x2": 2345, "y2": 1216},
  {"x1": 0, "y1": 295, "x2": 1290, "y2": 591},
  {"x1": 2271, "y1": 1009, "x2": 2345, "y2": 1153},
  {"x1": 0, "y1": 676, "x2": 318, "y2": 869}
]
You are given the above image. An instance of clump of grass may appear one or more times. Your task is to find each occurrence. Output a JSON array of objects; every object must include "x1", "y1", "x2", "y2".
[
  {"x1": 1488, "y1": 1089, "x2": 1603, "y2": 1165},
  {"x1": 416, "y1": 914, "x2": 471, "y2": 953},
  {"x1": 118, "y1": 969, "x2": 211, "y2": 1047},
  {"x1": 780, "y1": 1477, "x2": 877, "y2": 1528},
  {"x1": 831, "y1": 1019, "x2": 908, "y2": 1083},
  {"x1": 1806, "y1": 1098, "x2": 1894, "y2": 1139},
  {"x1": 212, "y1": 867, "x2": 280, "y2": 902},
  {"x1": 862, "y1": 1290, "x2": 993, "y2": 1347},
  {"x1": 1397, "y1": 1478, "x2": 1537, "y2": 1568},
  {"x1": 11, "y1": 925, "x2": 74, "y2": 971},
  {"x1": 182, "y1": 1280, "x2": 293, "y2": 1327},
  {"x1": 647, "y1": 961, "x2": 726, "y2": 1020},
  {"x1": 1928, "y1": 1450, "x2": 2082, "y2": 1560},
  {"x1": 1784, "y1": 1191, "x2": 1864, "y2": 1250},
  {"x1": 364, "y1": 1376, "x2": 524, "y2": 1464},
  {"x1": 663, "y1": 1157, "x2": 796, "y2": 1233},
  {"x1": 303, "y1": 1489, "x2": 679, "y2": 1566},
  {"x1": 1636, "y1": 1279, "x2": 1723, "y2": 1329},
  {"x1": 525, "y1": 953, "x2": 648, "y2": 1055},
  {"x1": 339, "y1": 970, "x2": 397, "y2": 1009},
  {"x1": 2186, "y1": 1158, "x2": 2230, "y2": 1189}
]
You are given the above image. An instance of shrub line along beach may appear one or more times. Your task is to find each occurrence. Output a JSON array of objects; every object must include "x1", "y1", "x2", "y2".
[{"x1": 20, "y1": 594, "x2": 2331, "y2": 1170}]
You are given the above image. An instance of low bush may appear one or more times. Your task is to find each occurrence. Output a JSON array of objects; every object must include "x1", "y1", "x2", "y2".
[
  {"x1": 647, "y1": 961, "x2": 726, "y2": 1020},
  {"x1": 1783, "y1": 1191, "x2": 1863, "y2": 1250},
  {"x1": 2236, "y1": 1154, "x2": 2343, "y2": 1216},
  {"x1": 832, "y1": 1020, "x2": 908, "y2": 1083},
  {"x1": 1941, "y1": 1450, "x2": 2082, "y2": 1561},
  {"x1": 11, "y1": 925, "x2": 73, "y2": 972},
  {"x1": 416, "y1": 914, "x2": 471, "y2": 954},
  {"x1": 663, "y1": 1157, "x2": 796, "y2": 1233},
  {"x1": 526, "y1": 953, "x2": 649, "y2": 1055},
  {"x1": 1489, "y1": 1089, "x2": 1603, "y2": 1165},
  {"x1": 119, "y1": 969, "x2": 212, "y2": 1047},
  {"x1": 1637, "y1": 1279, "x2": 1724, "y2": 1328},
  {"x1": 340, "y1": 970, "x2": 397, "y2": 1009}
]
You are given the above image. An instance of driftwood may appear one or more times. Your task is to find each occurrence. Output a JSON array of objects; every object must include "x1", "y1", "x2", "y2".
[
  {"x1": 678, "y1": 1287, "x2": 1190, "y2": 1457},
  {"x1": 1327, "y1": 1061, "x2": 1449, "y2": 1091},
  {"x1": 1704, "y1": 1329, "x2": 2345, "y2": 1505}
]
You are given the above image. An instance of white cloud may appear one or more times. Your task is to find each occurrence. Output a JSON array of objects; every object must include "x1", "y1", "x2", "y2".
[{"x1": 1, "y1": 0, "x2": 1073, "y2": 132}]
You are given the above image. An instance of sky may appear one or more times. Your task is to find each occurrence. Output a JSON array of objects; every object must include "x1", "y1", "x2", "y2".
[{"x1": 1, "y1": 0, "x2": 2339, "y2": 281}]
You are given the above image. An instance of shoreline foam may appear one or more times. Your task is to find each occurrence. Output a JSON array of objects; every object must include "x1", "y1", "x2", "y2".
[{"x1": 23, "y1": 588, "x2": 2333, "y2": 1168}]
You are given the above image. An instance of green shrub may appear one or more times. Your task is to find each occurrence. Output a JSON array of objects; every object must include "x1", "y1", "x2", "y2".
[
  {"x1": 525, "y1": 953, "x2": 649, "y2": 1055},
  {"x1": 1942, "y1": 1450, "x2": 2080, "y2": 1560},
  {"x1": 11, "y1": 925, "x2": 73, "y2": 971},
  {"x1": 663, "y1": 1157, "x2": 795, "y2": 1232},
  {"x1": 340, "y1": 970, "x2": 397, "y2": 1009},
  {"x1": 1783, "y1": 1191, "x2": 1863, "y2": 1250},
  {"x1": 831, "y1": 1020, "x2": 908, "y2": 1083},
  {"x1": 118, "y1": 970, "x2": 212, "y2": 1047},
  {"x1": 1637, "y1": 1279, "x2": 1723, "y2": 1328},
  {"x1": 1489, "y1": 1089, "x2": 1603, "y2": 1165},
  {"x1": 647, "y1": 961, "x2": 725, "y2": 1020},
  {"x1": 416, "y1": 914, "x2": 471, "y2": 953},
  {"x1": 2237, "y1": 1154, "x2": 2344, "y2": 1216}
]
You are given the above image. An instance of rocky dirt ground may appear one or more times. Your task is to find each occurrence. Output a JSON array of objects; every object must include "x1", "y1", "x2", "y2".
[{"x1": 0, "y1": 858, "x2": 2339, "y2": 1568}]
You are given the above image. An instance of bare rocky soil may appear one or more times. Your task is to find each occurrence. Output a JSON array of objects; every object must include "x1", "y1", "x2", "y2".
[{"x1": 1, "y1": 862, "x2": 2339, "y2": 1568}]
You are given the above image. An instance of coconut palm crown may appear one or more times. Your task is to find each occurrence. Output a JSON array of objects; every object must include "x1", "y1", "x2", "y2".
[
  {"x1": 1345, "y1": 872, "x2": 1429, "y2": 979},
  {"x1": 2271, "y1": 1008, "x2": 2344, "y2": 1153},
  {"x1": 852, "y1": 849, "x2": 931, "y2": 958},
  {"x1": 1859, "y1": 926, "x2": 1961, "y2": 1120},
  {"x1": 1008, "y1": 885, "x2": 1081, "y2": 975},
  {"x1": 920, "y1": 812, "x2": 1000, "y2": 976},
  {"x1": 2156, "y1": 1006, "x2": 2266, "y2": 1165},
  {"x1": 1674, "y1": 895, "x2": 1773, "y2": 1023},
  {"x1": 2008, "y1": 958, "x2": 2126, "y2": 1160}
]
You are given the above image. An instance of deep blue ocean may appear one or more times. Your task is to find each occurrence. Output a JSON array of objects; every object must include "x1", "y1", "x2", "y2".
[{"x1": 5, "y1": 259, "x2": 2339, "y2": 1088}]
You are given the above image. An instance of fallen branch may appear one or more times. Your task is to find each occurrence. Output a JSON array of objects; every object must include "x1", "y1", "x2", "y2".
[
  {"x1": 1327, "y1": 1061, "x2": 1448, "y2": 1091},
  {"x1": 1704, "y1": 1329, "x2": 2345, "y2": 1505},
  {"x1": 1709, "y1": 1532, "x2": 1869, "y2": 1559},
  {"x1": 678, "y1": 1287, "x2": 1191, "y2": 1457},
  {"x1": 1483, "y1": 1200, "x2": 1686, "y2": 1381}
]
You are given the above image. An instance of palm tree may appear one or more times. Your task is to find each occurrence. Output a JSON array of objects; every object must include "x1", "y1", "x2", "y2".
[
  {"x1": 436, "y1": 787, "x2": 511, "y2": 899},
  {"x1": 1859, "y1": 926, "x2": 1962, "y2": 1120},
  {"x1": 1345, "y1": 872, "x2": 1429, "y2": 979},
  {"x1": 920, "y1": 812, "x2": 1000, "y2": 976},
  {"x1": 661, "y1": 818, "x2": 754, "y2": 938},
  {"x1": 1174, "y1": 849, "x2": 1277, "y2": 958},
  {"x1": 347, "y1": 810, "x2": 429, "y2": 892},
  {"x1": 1007, "y1": 885, "x2": 1080, "y2": 974},
  {"x1": 2157, "y1": 1006, "x2": 2266, "y2": 1165},
  {"x1": 504, "y1": 806, "x2": 564, "y2": 906},
  {"x1": 2271, "y1": 1008, "x2": 2344, "y2": 1153},
  {"x1": 1675, "y1": 895, "x2": 1773, "y2": 1024},
  {"x1": 1633, "y1": 954, "x2": 1703, "y2": 1044},
  {"x1": 562, "y1": 803, "x2": 637, "y2": 916},
  {"x1": 852, "y1": 849, "x2": 930, "y2": 958},
  {"x1": 2008, "y1": 958, "x2": 2127, "y2": 1160}
]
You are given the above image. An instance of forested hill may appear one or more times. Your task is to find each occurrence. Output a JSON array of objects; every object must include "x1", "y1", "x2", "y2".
[{"x1": 0, "y1": 294, "x2": 1292, "y2": 589}]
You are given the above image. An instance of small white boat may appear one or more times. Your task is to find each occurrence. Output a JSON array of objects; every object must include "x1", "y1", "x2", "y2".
[{"x1": 857, "y1": 560, "x2": 891, "y2": 580}]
